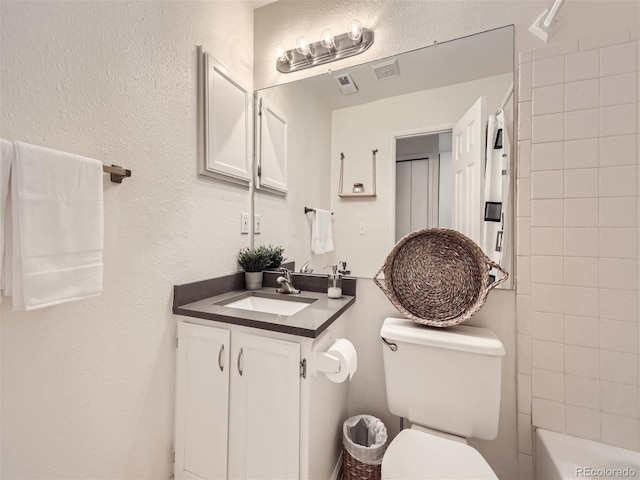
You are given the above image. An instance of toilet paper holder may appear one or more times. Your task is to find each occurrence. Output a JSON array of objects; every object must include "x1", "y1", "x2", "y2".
[{"x1": 315, "y1": 351, "x2": 341, "y2": 374}]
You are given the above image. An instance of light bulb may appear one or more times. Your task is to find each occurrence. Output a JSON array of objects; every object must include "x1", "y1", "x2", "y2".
[
  {"x1": 296, "y1": 36, "x2": 311, "y2": 56},
  {"x1": 320, "y1": 28, "x2": 335, "y2": 48},
  {"x1": 347, "y1": 19, "x2": 363, "y2": 42},
  {"x1": 275, "y1": 44, "x2": 288, "y2": 62}
]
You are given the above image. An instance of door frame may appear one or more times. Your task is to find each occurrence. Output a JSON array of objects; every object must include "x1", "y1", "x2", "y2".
[{"x1": 388, "y1": 123, "x2": 454, "y2": 251}]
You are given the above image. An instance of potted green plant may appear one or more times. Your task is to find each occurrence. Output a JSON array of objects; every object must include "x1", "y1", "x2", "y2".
[
  {"x1": 264, "y1": 245, "x2": 285, "y2": 270},
  {"x1": 237, "y1": 246, "x2": 270, "y2": 290}
]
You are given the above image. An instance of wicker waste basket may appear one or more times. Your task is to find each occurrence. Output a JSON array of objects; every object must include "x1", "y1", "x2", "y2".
[{"x1": 342, "y1": 415, "x2": 388, "y2": 480}]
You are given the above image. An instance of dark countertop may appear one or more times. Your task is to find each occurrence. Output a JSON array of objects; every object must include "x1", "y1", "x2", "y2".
[{"x1": 174, "y1": 287, "x2": 355, "y2": 338}]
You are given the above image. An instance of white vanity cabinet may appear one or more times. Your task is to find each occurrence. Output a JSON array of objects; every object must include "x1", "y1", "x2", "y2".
[{"x1": 174, "y1": 322, "x2": 303, "y2": 480}]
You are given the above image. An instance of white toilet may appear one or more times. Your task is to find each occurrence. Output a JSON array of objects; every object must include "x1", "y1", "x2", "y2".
[{"x1": 380, "y1": 317, "x2": 506, "y2": 479}]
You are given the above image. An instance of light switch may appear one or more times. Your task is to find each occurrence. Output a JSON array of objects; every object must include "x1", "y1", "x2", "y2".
[
  {"x1": 359, "y1": 222, "x2": 366, "y2": 235},
  {"x1": 241, "y1": 213, "x2": 250, "y2": 234},
  {"x1": 254, "y1": 214, "x2": 261, "y2": 234}
]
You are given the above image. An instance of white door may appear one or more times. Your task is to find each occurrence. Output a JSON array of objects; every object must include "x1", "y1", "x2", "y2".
[
  {"x1": 452, "y1": 97, "x2": 487, "y2": 245},
  {"x1": 175, "y1": 322, "x2": 230, "y2": 480},
  {"x1": 228, "y1": 333, "x2": 301, "y2": 479}
]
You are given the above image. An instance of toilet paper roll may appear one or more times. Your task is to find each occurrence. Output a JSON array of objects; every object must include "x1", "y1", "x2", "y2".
[{"x1": 325, "y1": 338, "x2": 358, "y2": 383}]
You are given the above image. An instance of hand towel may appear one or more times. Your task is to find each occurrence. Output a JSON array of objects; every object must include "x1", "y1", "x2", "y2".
[
  {"x1": 0, "y1": 139, "x2": 12, "y2": 299},
  {"x1": 311, "y1": 208, "x2": 334, "y2": 254},
  {"x1": 9, "y1": 141, "x2": 104, "y2": 310}
]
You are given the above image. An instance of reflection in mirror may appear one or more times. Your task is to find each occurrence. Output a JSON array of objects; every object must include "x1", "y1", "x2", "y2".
[{"x1": 253, "y1": 26, "x2": 514, "y2": 288}]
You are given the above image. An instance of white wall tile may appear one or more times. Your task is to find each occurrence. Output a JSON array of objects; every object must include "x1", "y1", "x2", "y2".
[
  {"x1": 601, "y1": 381, "x2": 640, "y2": 418},
  {"x1": 600, "y1": 319, "x2": 638, "y2": 354},
  {"x1": 532, "y1": 171, "x2": 563, "y2": 199},
  {"x1": 518, "y1": 373, "x2": 532, "y2": 415},
  {"x1": 600, "y1": 197, "x2": 637, "y2": 227},
  {"x1": 531, "y1": 227, "x2": 563, "y2": 256},
  {"x1": 564, "y1": 168, "x2": 599, "y2": 198},
  {"x1": 533, "y1": 84, "x2": 564, "y2": 116},
  {"x1": 532, "y1": 397, "x2": 565, "y2": 432},
  {"x1": 565, "y1": 109, "x2": 599, "y2": 140},
  {"x1": 580, "y1": 30, "x2": 631, "y2": 51},
  {"x1": 565, "y1": 138, "x2": 599, "y2": 169},
  {"x1": 601, "y1": 412, "x2": 640, "y2": 450},
  {"x1": 517, "y1": 217, "x2": 531, "y2": 256},
  {"x1": 517, "y1": 256, "x2": 531, "y2": 296},
  {"x1": 601, "y1": 41, "x2": 638, "y2": 77},
  {"x1": 565, "y1": 374, "x2": 600, "y2": 409},
  {"x1": 517, "y1": 295, "x2": 532, "y2": 336},
  {"x1": 532, "y1": 339, "x2": 564, "y2": 372},
  {"x1": 599, "y1": 134, "x2": 636, "y2": 167},
  {"x1": 599, "y1": 228, "x2": 637, "y2": 259},
  {"x1": 533, "y1": 199, "x2": 564, "y2": 226},
  {"x1": 518, "y1": 453, "x2": 534, "y2": 480},
  {"x1": 565, "y1": 345, "x2": 600, "y2": 379},
  {"x1": 600, "y1": 73, "x2": 637, "y2": 107},
  {"x1": 599, "y1": 166, "x2": 637, "y2": 197},
  {"x1": 565, "y1": 315, "x2": 600, "y2": 348},
  {"x1": 519, "y1": 101, "x2": 532, "y2": 140},
  {"x1": 564, "y1": 286, "x2": 599, "y2": 318},
  {"x1": 519, "y1": 50, "x2": 533, "y2": 64},
  {"x1": 533, "y1": 368, "x2": 565, "y2": 402},
  {"x1": 565, "y1": 198, "x2": 599, "y2": 227},
  {"x1": 517, "y1": 178, "x2": 532, "y2": 218},
  {"x1": 565, "y1": 405, "x2": 601, "y2": 440},
  {"x1": 532, "y1": 255, "x2": 564, "y2": 285},
  {"x1": 566, "y1": 49, "x2": 600, "y2": 82},
  {"x1": 564, "y1": 228, "x2": 599, "y2": 257},
  {"x1": 532, "y1": 311, "x2": 564, "y2": 342},
  {"x1": 532, "y1": 141, "x2": 564, "y2": 171},
  {"x1": 565, "y1": 79, "x2": 599, "y2": 111},
  {"x1": 517, "y1": 334, "x2": 532, "y2": 374},
  {"x1": 519, "y1": 61, "x2": 532, "y2": 102},
  {"x1": 517, "y1": 413, "x2": 533, "y2": 455},
  {"x1": 532, "y1": 283, "x2": 564, "y2": 314},
  {"x1": 564, "y1": 257, "x2": 598, "y2": 287},
  {"x1": 534, "y1": 41, "x2": 578, "y2": 61},
  {"x1": 600, "y1": 289, "x2": 639, "y2": 322},
  {"x1": 533, "y1": 56, "x2": 565, "y2": 88},
  {"x1": 600, "y1": 350, "x2": 639, "y2": 385},
  {"x1": 518, "y1": 140, "x2": 532, "y2": 179},
  {"x1": 533, "y1": 113, "x2": 565, "y2": 143},
  {"x1": 600, "y1": 104, "x2": 637, "y2": 137},
  {"x1": 599, "y1": 258, "x2": 637, "y2": 290}
]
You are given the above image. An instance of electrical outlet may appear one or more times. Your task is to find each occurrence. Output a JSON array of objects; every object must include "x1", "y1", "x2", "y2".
[
  {"x1": 254, "y1": 214, "x2": 261, "y2": 234},
  {"x1": 359, "y1": 222, "x2": 366, "y2": 235},
  {"x1": 241, "y1": 213, "x2": 250, "y2": 234}
]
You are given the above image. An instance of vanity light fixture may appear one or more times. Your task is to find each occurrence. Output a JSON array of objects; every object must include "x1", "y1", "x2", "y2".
[{"x1": 276, "y1": 20, "x2": 374, "y2": 73}]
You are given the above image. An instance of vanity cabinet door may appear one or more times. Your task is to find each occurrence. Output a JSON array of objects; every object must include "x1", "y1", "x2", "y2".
[
  {"x1": 228, "y1": 333, "x2": 301, "y2": 479},
  {"x1": 175, "y1": 322, "x2": 230, "y2": 480}
]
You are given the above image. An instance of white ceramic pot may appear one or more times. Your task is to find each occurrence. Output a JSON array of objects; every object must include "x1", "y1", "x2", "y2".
[{"x1": 245, "y1": 271, "x2": 263, "y2": 290}]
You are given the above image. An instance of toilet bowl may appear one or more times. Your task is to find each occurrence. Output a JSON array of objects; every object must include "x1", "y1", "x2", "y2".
[{"x1": 380, "y1": 317, "x2": 505, "y2": 479}]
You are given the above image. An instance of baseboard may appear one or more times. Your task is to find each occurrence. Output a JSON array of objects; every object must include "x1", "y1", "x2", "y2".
[{"x1": 330, "y1": 451, "x2": 343, "y2": 480}]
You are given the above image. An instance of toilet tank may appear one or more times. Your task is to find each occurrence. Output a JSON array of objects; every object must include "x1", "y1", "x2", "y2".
[{"x1": 381, "y1": 317, "x2": 505, "y2": 440}]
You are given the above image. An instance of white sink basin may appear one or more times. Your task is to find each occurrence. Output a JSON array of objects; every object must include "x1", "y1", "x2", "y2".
[{"x1": 223, "y1": 294, "x2": 314, "y2": 316}]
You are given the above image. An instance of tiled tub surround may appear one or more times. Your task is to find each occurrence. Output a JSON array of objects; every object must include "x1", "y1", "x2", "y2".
[
  {"x1": 516, "y1": 29, "x2": 640, "y2": 477},
  {"x1": 173, "y1": 269, "x2": 356, "y2": 338}
]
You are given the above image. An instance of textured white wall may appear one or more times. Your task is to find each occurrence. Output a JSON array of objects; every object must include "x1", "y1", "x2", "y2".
[{"x1": 1, "y1": 1, "x2": 255, "y2": 478}]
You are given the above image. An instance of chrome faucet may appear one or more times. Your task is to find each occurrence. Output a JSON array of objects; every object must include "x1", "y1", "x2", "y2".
[{"x1": 276, "y1": 268, "x2": 300, "y2": 294}]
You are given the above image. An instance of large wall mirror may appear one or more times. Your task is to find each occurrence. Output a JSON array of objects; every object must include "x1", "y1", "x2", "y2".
[{"x1": 253, "y1": 26, "x2": 515, "y2": 289}]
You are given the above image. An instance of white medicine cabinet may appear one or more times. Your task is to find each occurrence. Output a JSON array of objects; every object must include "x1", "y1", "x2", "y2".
[{"x1": 198, "y1": 46, "x2": 252, "y2": 186}]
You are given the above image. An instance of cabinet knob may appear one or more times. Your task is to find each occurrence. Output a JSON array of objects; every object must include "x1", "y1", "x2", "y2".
[
  {"x1": 218, "y1": 344, "x2": 224, "y2": 372},
  {"x1": 238, "y1": 348, "x2": 244, "y2": 376}
]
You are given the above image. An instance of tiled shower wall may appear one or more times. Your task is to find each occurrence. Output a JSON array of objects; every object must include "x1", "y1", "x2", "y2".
[{"x1": 516, "y1": 30, "x2": 640, "y2": 478}]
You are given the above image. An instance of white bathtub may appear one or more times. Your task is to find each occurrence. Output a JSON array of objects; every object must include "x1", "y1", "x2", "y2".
[{"x1": 536, "y1": 429, "x2": 640, "y2": 480}]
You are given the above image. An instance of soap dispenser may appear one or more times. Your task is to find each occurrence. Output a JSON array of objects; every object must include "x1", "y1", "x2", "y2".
[{"x1": 324, "y1": 265, "x2": 343, "y2": 299}]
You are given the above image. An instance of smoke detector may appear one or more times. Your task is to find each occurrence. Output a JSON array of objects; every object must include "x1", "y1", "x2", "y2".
[
  {"x1": 334, "y1": 73, "x2": 358, "y2": 95},
  {"x1": 372, "y1": 59, "x2": 400, "y2": 80}
]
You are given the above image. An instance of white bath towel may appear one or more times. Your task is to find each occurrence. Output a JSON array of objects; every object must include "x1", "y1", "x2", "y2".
[
  {"x1": 7, "y1": 141, "x2": 104, "y2": 310},
  {"x1": 0, "y1": 139, "x2": 12, "y2": 299},
  {"x1": 311, "y1": 208, "x2": 334, "y2": 254}
]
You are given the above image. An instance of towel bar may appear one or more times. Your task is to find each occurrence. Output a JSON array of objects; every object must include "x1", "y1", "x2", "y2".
[
  {"x1": 103, "y1": 164, "x2": 131, "y2": 183},
  {"x1": 304, "y1": 207, "x2": 333, "y2": 215}
]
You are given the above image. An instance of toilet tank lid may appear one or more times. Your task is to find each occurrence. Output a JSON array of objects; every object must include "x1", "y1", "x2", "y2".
[{"x1": 381, "y1": 318, "x2": 505, "y2": 356}]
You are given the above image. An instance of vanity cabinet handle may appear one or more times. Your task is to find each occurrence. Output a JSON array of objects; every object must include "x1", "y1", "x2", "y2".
[
  {"x1": 218, "y1": 344, "x2": 224, "y2": 372},
  {"x1": 237, "y1": 348, "x2": 244, "y2": 376}
]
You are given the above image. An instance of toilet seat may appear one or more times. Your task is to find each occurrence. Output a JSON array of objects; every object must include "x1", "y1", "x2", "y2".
[{"x1": 381, "y1": 429, "x2": 498, "y2": 479}]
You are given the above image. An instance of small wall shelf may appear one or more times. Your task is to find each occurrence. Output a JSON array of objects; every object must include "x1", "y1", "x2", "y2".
[{"x1": 338, "y1": 149, "x2": 377, "y2": 198}]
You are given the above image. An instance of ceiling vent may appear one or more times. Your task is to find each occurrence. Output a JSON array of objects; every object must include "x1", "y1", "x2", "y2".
[
  {"x1": 334, "y1": 73, "x2": 358, "y2": 95},
  {"x1": 372, "y1": 59, "x2": 400, "y2": 80}
]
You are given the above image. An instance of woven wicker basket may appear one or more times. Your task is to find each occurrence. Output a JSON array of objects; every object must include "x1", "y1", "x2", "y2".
[
  {"x1": 373, "y1": 228, "x2": 508, "y2": 328},
  {"x1": 342, "y1": 446, "x2": 381, "y2": 480}
]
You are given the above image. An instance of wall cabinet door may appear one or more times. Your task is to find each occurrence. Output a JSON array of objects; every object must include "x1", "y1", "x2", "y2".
[
  {"x1": 256, "y1": 97, "x2": 288, "y2": 195},
  {"x1": 175, "y1": 323, "x2": 230, "y2": 480},
  {"x1": 228, "y1": 333, "x2": 301, "y2": 479}
]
